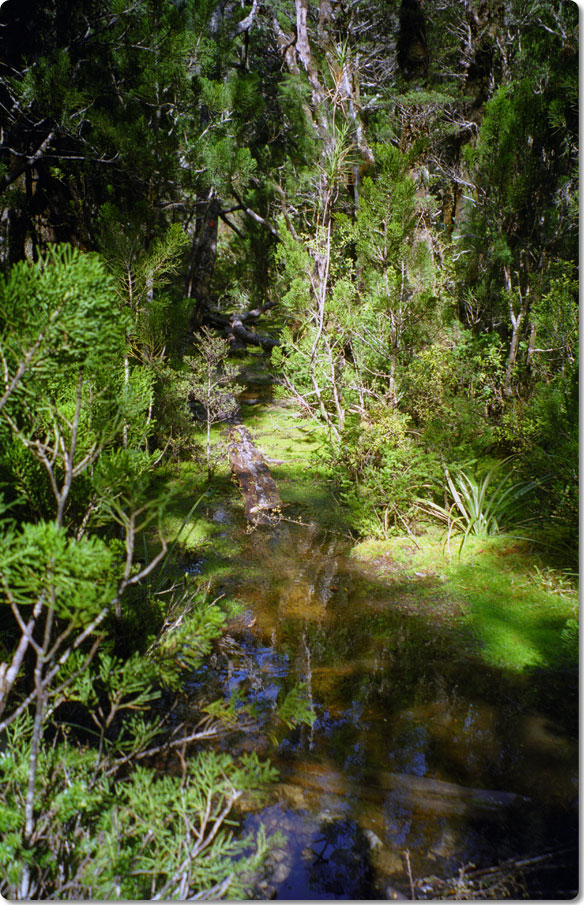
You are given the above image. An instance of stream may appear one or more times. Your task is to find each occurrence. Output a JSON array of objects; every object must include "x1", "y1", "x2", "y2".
[{"x1": 180, "y1": 372, "x2": 578, "y2": 900}]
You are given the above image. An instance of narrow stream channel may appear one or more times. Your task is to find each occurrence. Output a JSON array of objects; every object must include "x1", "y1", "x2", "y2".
[
  {"x1": 183, "y1": 513, "x2": 577, "y2": 899},
  {"x1": 181, "y1": 371, "x2": 578, "y2": 899}
]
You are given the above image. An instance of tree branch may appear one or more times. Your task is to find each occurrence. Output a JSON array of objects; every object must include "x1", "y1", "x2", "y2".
[{"x1": 0, "y1": 131, "x2": 55, "y2": 193}]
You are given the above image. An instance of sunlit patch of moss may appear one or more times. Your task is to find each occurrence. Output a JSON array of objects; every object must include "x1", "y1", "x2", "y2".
[
  {"x1": 351, "y1": 526, "x2": 450, "y2": 577},
  {"x1": 351, "y1": 529, "x2": 578, "y2": 672},
  {"x1": 449, "y1": 540, "x2": 578, "y2": 671},
  {"x1": 161, "y1": 513, "x2": 213, "y2": 552},
  {"x1": 237, "y1": 404, "x2": 352, "y2": 528}
]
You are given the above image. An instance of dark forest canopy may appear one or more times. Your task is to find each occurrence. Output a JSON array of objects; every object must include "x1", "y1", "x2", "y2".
[
  {"x1": 0, "y1": 0, "x2": 577, "y2": 408},
  {"x1": 0, "y1": 0, "x2": 578, "y2": 899}
]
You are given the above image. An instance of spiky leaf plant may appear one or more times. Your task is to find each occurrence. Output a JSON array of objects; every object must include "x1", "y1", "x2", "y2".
[{"x1": 419, "y1": 460, "x2": 540, "y2": 552}]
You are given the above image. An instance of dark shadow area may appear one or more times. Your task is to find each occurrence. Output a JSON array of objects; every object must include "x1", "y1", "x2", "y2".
[{"x1": 242, "y1": 805, "x2": 379, "y2": 899}]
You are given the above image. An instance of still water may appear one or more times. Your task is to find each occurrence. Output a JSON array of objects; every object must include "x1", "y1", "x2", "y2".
[{"x1": 185, "y1": 512, "x2": 578, "y2": 899}]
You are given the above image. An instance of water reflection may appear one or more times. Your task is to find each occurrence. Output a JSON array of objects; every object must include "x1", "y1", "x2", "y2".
[
  {"x1": 191, "y1": 520, "x2": 578, "y2": 897},
  {"x1": 244, "y1": 805, "x2": 376, "y2": 899}
]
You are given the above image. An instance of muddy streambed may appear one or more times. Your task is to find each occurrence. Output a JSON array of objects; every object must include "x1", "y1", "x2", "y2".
[{"x1": 181, "y1": 502, "x2": 578, "y2": 900}]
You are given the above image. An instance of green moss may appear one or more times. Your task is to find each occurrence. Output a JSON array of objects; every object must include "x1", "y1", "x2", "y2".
[
  {"x1": 161, "y1": 513, "x2": 212, "y2": 552},
  {"x1": 237, "y1": 405, "x2": 351, "y2": 528},
  {"x1": 155, "y1": 393, "x2": 578, "y2": 678},
  {"x1": 351, "y1": 530, "x2": 578, "y2": 672},
  {"x1": 449, "y1": 541, "x2": 578, "y2": 671}
]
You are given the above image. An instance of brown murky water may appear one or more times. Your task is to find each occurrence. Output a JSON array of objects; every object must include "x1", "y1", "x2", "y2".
[{"x1": 184, "y1": 512, "x2": 578, "y2": 899}]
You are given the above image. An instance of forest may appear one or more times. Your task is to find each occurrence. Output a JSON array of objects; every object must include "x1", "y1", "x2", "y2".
[{"x1": 0, "y1": 0, "x2": 578, "y2": 899}]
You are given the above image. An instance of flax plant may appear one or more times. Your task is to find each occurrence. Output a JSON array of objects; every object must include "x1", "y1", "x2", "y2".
[{"x1": 419, "y1": 460, "x2": 540, "y2": 553}]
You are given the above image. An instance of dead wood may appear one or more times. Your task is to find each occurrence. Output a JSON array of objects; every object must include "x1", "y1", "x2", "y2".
[
  {"x1": 228, "y1": 315, "x2": 280, "y2": 351},
  {"x1": 202, "y1": 303, "x2": 280, "y2": 352},
  {"x1": 415, "y1": 846, "x2": 578, "y2": 900},
  {"x1": 228, "y1": 424, "x2": 283, "y2": 525}
]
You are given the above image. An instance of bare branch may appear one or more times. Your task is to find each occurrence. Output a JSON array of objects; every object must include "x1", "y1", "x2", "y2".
[
  {"x1": 230, "y1": 188, "x2": 280, "y2": 239},
  {"x1": 0, "y1": 131, "x2": 55, "y2": 194},
  {"x1": 232, "y1": 0, "x2": 259, "y2": 36}
]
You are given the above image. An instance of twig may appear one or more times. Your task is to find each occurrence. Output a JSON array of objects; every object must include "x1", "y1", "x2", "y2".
[{"x1": 404, "y1": 850, "x2": 416, "y2": 900}]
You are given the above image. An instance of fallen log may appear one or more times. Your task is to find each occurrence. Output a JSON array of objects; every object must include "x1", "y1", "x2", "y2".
[
  {"x1": 228, "y1": 424, "x2": 283, "y2": 526},
  {"x1": 282, "y1": 760, "x2": 530, "y2": 819},
  {"x1": 203, "y1": 304, "x2": 280, "y2": 352},
  {"x1": 228, "y1": 315, "x2": 280, "y2": 352}
]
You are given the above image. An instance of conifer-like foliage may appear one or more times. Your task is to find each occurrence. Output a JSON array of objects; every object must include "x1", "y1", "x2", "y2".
[
  {"x1": 185, "y1": 327, "x2": 243, "y2": 479},
  {"x1": 0, "y1": 247, "x2": 276, "y2": 899},
  {"x1": 0, "y1": 0, "x2": 578, "y2": 897}
]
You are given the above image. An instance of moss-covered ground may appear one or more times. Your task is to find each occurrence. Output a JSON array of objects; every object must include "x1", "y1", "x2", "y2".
[
  {"x1": 152, "y1": 363, "x2": 578, "y2": 678},
  {"x1": 351, "y1": 529, "x2": 578, "y2": 672},
  {"x1": 152, "y1": 396, "x2": 338, "y2": 589},
  {"x1": 237, "y1": 400, "x2": 350, "y2": 530}
]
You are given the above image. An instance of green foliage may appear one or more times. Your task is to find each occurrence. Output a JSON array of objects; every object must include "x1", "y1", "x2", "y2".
[
  {"x1": 146, "y1": 587, "x2": 228, "y2": 690},
  {"x1": 93, "y1": 447, "x2": 170, "y2": 529},
  {"x1": 461, "y1": 79, "x2": 562, "y2": 247},
  {"x1": 274, "y1": 683, "x2": 316, "y2": 731},
  {"x1": 148, "y1": 361, "x2": 200, "y2": 459},
  {"x1": 0, "y1": 435, "x2": 56, "y2": 520},
  {"x1": 184, "y1": 327, "x2": 243, "y2": 477},
  {"x1": 356, "y1": 144, "x2": 416, "y2": 262},
  {"x1": 331, "y1": 408, "x2": 442, "y2": 537},
  {"x1": 420, "y1": 461, "x2": 539, "y2": 552},
  {"x1": 402, "y1": 329, "x2": 503, "y2": 458},
  {"x1": 0, "y1": 245, "x2": 139, "y2": 521},
  {"x1": 16, "y1": 48, "x2": 87, "y2": 127},
  {"x1": 530, "y1": 271, "x2": 578, "y2": 381},
  {"x1": 0, "y1": 245, "x2": 276, "y2": 900},
  {"x1": 97, "y1": 211, "x2": 189, "y2": 317},
  {"x1": 0, "y1": 715, "x2": 275, "y2": 900},
  {"x1": 456, "y1": 62, "x2": 578, "y2": 401},
  {"x1": 349, "y1": 143, "x2": 442, "y2": 403},
  {"x1": 559, "y1": 618, "x2": 579, "y2": 665},
  {"x1": 1, "y1": 521, "x2": 115, "y2": 623},
  {"x1": 496, "y1": 375, "x2": 578, "y2": 543},
  {"x1": 277, "y1": 74, "x2": 321, "y2": 165},
  {"x1": 0, "y1": 2, "x2": 579, "y2": 896},
  {"x1": 0, "y1": 244, "x2": 127, "y2": 378},
  {"x1": 275, "y1": 141, "x2": 444, "y2": 446}
]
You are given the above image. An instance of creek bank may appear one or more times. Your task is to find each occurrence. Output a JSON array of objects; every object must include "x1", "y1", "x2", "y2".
[{"x1": 350, "y1": 531, "x2": 579, "y2": 674}]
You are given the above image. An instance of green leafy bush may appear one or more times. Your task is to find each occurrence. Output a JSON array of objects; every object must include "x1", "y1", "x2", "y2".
[
  {"x1": 0, "y1": 714, "x2": 275, "y2": 900},
  {"x1": 328, "y1": 410, "x2": 442, "y2": 537},
  {"x1": 0, "y1": 245, "x2": 276, "y2": 901}
]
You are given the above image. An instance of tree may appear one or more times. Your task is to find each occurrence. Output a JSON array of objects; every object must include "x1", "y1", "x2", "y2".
[
  {"x1": 185, "y1": 327, "x2": 243, "y2": 479},
  {"x1": 454, "y1": 7, "x2": 578, "y2": 400},
  {"x1": 0, "y1": 0, "x2": 190, "y2": 257},
  {"x1": 0, "y1": 246, "x2": 161, "y2": 894},
  {"x1": 0, "y1": 246, "x2": 275, "y2": 899},
  {"x1": 351, "y1": 143, "x2": 442, "y2": 409}
]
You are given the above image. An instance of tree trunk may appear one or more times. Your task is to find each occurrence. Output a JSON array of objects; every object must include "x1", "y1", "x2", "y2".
[
  {"x1": 186, "y1": 195, "x2": 220, "y2": 324},
  {"x1": 503, "y1": 266, "x2": 530, "y2": 398}
]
